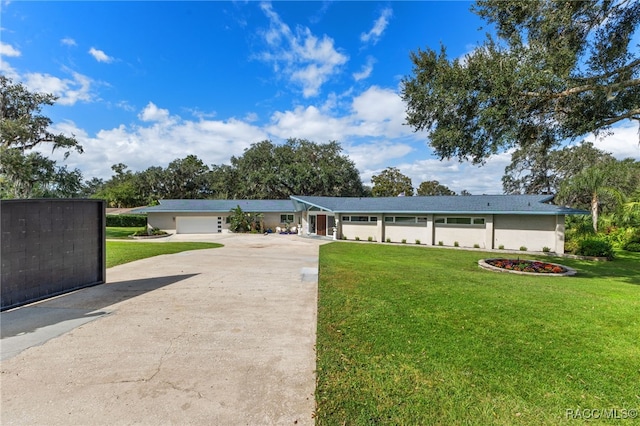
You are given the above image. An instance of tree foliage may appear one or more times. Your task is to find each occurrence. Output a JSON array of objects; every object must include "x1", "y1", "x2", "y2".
[
  {"x1": 556, "y1": 158, "x2": 639, "y2": 232},
  {"x1": 87, "y1": 139, "x2": 366, "y2": 207},
  {"x1": 229, "y1": 139, "x2": 367, "y2": 199},
  {"x1": 502, "y1": 141, "x2": 616, "y2": 195},
  {"x1": 371, "y1": 167, "x2": 414, "y2": 197},
  {"x1": 416, "y1": 180, "x2": 456, "y2": 196},
  {"x1": 0, "y1": 76, "x2": 83, "y2": 198},
  {"x1": 402, "y1": 0, "x2": 640, "y2": 164}
]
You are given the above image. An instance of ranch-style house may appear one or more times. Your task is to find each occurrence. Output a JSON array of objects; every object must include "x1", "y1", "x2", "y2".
[{"x1": 133, "y1": 195, "x2": 587, "y2": 253}]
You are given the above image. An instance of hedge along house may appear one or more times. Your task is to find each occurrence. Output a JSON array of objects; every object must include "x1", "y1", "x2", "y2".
[
  {"x1": 133, "y1": 199, "x2": 300, "y2": 234},
  {"x1": 290, "y1": 195, "x2": 587, "y2": 253}
]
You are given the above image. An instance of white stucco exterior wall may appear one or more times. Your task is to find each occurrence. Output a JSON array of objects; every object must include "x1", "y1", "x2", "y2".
[{"x1": 493, "y1": 215, "x2": 558, "y2": 252}]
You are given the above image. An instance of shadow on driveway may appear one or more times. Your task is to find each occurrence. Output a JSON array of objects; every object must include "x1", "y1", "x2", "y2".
[{"x1": 1, "y1": 274, "x2": 198, "y2": 360}]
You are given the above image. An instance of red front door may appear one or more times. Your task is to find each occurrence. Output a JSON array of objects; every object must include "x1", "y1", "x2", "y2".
[{"x1": 317, "y1": 215, "x2": 327, "y2": 236}]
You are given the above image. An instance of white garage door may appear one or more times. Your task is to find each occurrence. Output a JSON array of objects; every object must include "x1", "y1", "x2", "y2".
[{"x1": 176, "y1": 216, "x2": 224, "y2": 234}]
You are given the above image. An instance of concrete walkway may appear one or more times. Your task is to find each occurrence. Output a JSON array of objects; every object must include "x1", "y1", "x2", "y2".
[{"x1": 1, "y1": 233, "x2": 329, "y2": 425}]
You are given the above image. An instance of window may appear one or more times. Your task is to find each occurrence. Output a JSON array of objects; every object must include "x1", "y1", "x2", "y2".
[
  {"x1": 351, "y1": 216, "x2": 370, "y2": 222},
  {"x1": 394, "y1": 216, "x2": 415, "y2": 223},
  {"x1": 342, "y1": 215, "x2": 376, "y2": 222},
  {"x1": 384, "y1": 216, "x2": 427, "y2": 224},
  {"x1": 447, "y1": 217, "x2": 472, "y2": 224},
  {"x1": 280, "y1": 214, "x2": 294, "y2": 223},
  {"x1": 435, "y1": 217, "x2": 485, "y2": 226}
]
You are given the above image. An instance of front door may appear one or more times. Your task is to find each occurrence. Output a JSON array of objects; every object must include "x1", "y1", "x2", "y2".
[{"x1": 317, "y1": 214, "x2": 327, "y2": 236}]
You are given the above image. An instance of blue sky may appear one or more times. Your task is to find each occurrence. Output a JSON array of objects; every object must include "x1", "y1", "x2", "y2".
[{"x1": 2, "y1": 1, "x2": 639, "y2": 195}]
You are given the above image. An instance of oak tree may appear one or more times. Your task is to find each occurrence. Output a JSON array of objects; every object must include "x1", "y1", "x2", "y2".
[{"x1": 402, "y1": 0, "x2": 640, "y2": 164}]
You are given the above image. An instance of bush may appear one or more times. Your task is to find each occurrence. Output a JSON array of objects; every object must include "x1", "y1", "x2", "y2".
[
  {"x1": 415, "y1": 239, "x2": 421, "y2": 245},
  {"x1": 386, "y1": 238, "x2": 391, "y2": 243},
  {"x1": 624, "y1": 242, "x2": 640, "y2": 252},
  {"x1": 367, "y1": 236, "x2": 373, "y2": 242},
  {"x1": 106, "y1": 214, "x2": 147, "y2": 227},
  {"x1": 438, "y1": 241, "x2": 443, "y2": 246},
  {"x1": 622, "y1": 228, "x2": 640, "y2": 251},
  {"x1": 542, "y1": 246, "x2": 551, "y2": 253},
  {"x1": 519, "y1": 246, "x2": 527, "y2": 251},
  {"x1": 401, "y1": 239, "x2": 407, "y2": 244},
  {"x1": 473, "y1": 243, "x2": 480, "y2": 248},
  {"x1": 498, "y1": 244, "x2": 505, "y2": 250},
  {"x1": 342, "y1": 235, "x2": 347, "y2": 240},
  {"x1": 454, "y1": 241, "x2": 459, "y2": 247},
  {"x1": 355, "y1": 236, "x2": 360, "y2": 241},
  {"x1": 575, "y1": 237, "x2": 615, "y2": 259},
  {"x1": 132, "y1": 227, "x2": 167, "y2": 236}
]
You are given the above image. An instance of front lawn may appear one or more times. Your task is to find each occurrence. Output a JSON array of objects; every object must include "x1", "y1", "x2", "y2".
[
  {"x1": 106, "y1": 226, "x2": 142, "y2": 239},
  {"x1": 106, "y1": 241, "x2": 222, "y2": 268},
  {"x1": 316, "y1": 243, "x2": 640, "y2": 425}
]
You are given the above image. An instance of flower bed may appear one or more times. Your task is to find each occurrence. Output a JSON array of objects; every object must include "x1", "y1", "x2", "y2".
[{"x1": 478, "y1": 258, "x2": 576, "y2": 276}]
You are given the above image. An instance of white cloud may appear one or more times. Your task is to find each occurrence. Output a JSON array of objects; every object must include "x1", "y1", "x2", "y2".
[
  {"x1": 360, "y1": 7, "x2": 392, "y2": 45},
  {"x1": 88, "y1": 47, "x2": 114, "y2": 63},
  {"x1": 0, "y1": 41, "x2": 20, "y2": 57},
  {"x1": 353, "y1": 56, "x2": 375, "y2": 81},
  {"x1": 139, "y1": 102, "x2": 173, "y2": 123},
  {"x1": 257, "y1": 2, "x2": 348, "y2": 98},
  {"x1": 61, "y1": 37, "x2": 77, "y2": 46},
  {"x1": 23, "y1": 71, "x2": 93, "y2": 105},
  {"x1": 586, "y1": 122, "x2": 640, "y2": 160},
  {"x1": 346, "y1": 142, "x2": 414, "y2": 173},
  {"x1": 388, "y1": 150, "x2": 512, "y2": 196},
  {"x1": 350, "y1": 86, "x2": 406, "y2": 137},
  {"x1": 45, "y1": 109, "x2": 268, "y2": 181}
]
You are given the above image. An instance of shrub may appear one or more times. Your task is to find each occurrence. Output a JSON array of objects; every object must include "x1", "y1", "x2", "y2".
[
  {"x1": 473, "y1": 243, "x2": 480, "y2": 248},
  {"x1": 355, "y1": 236, "x2": 360, "y2": 241},
  {"x1": 520, "y1": 246, "x2": 527, "y2": 251},
  {"x1": 386, "y1": 238, "x2": 391, "y2": 243},
  {"x1": 106, "y1": 214, "x2": 147, "y2": 227},
  {"x1": 542, "y1": 246, "x2": 551, "y2": 253},
  {"x1": 622, "y1": 228, "x2": 640, "y2": 251},
  {"x1": 498, "y1": 244, "x2": 504, "y2": 250},
  {"x1": 132, "y1": 227, "x2": 167, "y2": 236},
  {"x1": 342, "y1": 235, "x2": 347, "y2": 240},
  {"x1": 575, "y1": 237, "x2": 615, "y2": 259},
  {"x1": 367, "y1": 236, "x2": 373, "y2": 242},
  {"x1": 415, "y1": 239, "x2": 421, "y2": 245},
  {"x1": 401, "y1": 239, "x2": 407, "y2": 244},
  {"x1": 438, "y1": 241, "x2": 443, "y2": 246},
  {"x1": 454, "y1": 241, "x2": 459, "y2": 247},
  {"x1": 624, "y1": 242, "x2": 640, "y2": 252}
]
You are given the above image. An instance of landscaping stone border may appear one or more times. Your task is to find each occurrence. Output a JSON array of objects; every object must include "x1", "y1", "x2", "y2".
[{"x1": 478, "y1": 258, "x2": 577, "y2": 276}]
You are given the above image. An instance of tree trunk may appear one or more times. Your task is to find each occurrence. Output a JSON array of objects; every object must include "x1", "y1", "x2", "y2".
[{"x1": 591, "y1": 192, "x2": 599, "y2": 233}]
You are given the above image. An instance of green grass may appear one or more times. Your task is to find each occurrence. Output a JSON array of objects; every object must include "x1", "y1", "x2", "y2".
[
  {"x1": 316, "y1": 243, "x2": 640, "y2": 425},
  {"x1": 106, "y1": 241, "x2": 222, "y2": 268},
  {"x1": 106, "y1": 226, "x2": 142, "y2": 239}
]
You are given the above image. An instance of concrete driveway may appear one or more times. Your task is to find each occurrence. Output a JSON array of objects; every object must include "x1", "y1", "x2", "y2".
[{"x1": 1, "y1": 233, "x2": 329, "y2": 425}]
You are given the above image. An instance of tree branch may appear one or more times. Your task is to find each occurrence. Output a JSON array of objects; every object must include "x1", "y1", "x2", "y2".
[{"x1": 525, "y1": 78, "x2": 640, "y2": 99}]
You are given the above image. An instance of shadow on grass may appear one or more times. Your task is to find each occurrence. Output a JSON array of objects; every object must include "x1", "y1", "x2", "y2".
[{"x1": 1, "y1": 274, "x2": 198, "y2": 339}]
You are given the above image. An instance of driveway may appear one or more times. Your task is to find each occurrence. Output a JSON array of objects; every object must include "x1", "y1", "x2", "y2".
[{"x1": 0, "y1": 233, "x2": 329, "y2": 425}]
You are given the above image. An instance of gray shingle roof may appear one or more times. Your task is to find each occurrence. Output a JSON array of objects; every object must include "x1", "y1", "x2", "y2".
[
  {"x1": 131, "y1": 199, "x2": 296, "y2": 213},
  {"x1": 290, "y1": 195, "x2": 588, "y2": 215},
  {"x1": 131, "y1": 195, "x2": 588, "y2": 216}
]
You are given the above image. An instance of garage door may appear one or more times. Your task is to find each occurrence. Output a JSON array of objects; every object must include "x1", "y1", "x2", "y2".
[{"x1": 176, "y1": 216, "x2": 225, "y2": 234}]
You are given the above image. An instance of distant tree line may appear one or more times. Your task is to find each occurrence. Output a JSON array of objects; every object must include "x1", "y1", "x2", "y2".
[{"x1": 87, "y1": 139, "x2": 370, "y2": 207}]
